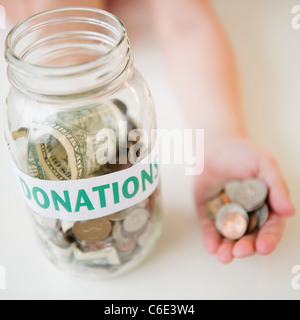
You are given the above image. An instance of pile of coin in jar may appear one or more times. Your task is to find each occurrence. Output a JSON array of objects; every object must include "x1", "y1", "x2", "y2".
[
  {"x1": 37, "y1": 189, "x2": 160, "y2": 270},
  {"x1": 205, "y1": 179, "x2": 269, "y2": 240},
  {"x1": 12, "y1": 99, "x2": 161, "y2": 276}
]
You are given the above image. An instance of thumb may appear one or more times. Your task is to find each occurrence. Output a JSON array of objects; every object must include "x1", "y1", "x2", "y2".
[{"x1": 258, "y1": 154, "x2": 295, "y2": 217}]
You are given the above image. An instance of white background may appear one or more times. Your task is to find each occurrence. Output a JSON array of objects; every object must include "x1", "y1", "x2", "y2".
[{"x1": 0, "y1": 0, "x2": 300, "y2": 300}]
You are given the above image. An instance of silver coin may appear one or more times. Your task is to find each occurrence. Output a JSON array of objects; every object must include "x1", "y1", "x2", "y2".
[
  {"x1": 117, "y1": 246, "x2": 137, "y2": 262},
  {"x1": 215, "y1": 203, "x2": 249, "y2": 234},
  {"x1": 225, "y1": 180, "x2": 241, "y2": 201},
  {"x1": 203, "y1": 184, "x2": 224, "y2": 201},
  {"x1": 115, "y1": 238, "x2": 137, "y2": 252},
  {"x1": 112, "y1": 221, "x2": 131, "y2": 242},
  {"x1": 233, "y1": 178, "x2": 268, "y2": 212},
  {"x1": 123, "y1": 208, "x2": 149, "y2": 234},
  {"x1": 256, "y1": 204, "x2": 269, "y2": 228}
]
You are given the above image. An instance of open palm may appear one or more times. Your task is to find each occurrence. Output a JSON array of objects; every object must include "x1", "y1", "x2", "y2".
[{"x1": 195, "y1": 138, "x2": 295, "y2": 264}]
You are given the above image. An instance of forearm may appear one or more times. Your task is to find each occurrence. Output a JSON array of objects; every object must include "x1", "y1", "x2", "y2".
[
  {"x1": 148, "y1": 0, "x2": 247, "y2": 143},
  {"x1": 4, "y1": 0, "x2": 107, "y2": 24}
]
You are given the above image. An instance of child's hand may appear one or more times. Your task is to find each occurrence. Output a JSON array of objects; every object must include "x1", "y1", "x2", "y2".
[{"x1": 195, "y1": 137, "x2": 295, "y2": 264}]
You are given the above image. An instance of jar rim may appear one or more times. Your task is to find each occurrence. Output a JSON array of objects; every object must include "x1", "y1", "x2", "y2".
[{"x1": 5, "y1": 7, "x2": 127, "y2": 76}]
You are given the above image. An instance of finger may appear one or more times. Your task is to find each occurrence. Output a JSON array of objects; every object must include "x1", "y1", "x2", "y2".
[
  {"x1": 255, "y1": 214, "x2": 286, "y2": 256},
  {"x1": 202, "y1": 218, "x2": 222, "y2": 254},
  {"x1": 217, "y1": 239, "x2": 235, "y2": 264},
  {"x1": 258, "y1": 155, "x2": 295, "y2": 217},
  {"x1": 195, "y1": 193, "x2": 222, "y2": 255},
  {"x1": 233, "y1": 231, "x2": 258, "y2": 258}
]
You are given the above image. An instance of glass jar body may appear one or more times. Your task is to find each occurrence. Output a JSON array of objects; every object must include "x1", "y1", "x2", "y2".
[{"x1": 5, "y1": 8, "x2": 162, "y2": 280}]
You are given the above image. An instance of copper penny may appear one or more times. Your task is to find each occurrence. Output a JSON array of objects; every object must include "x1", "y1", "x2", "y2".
[
  {"x1": 221, "y1": 213, "x2": 248, "y2": 241},
  {"x1": 115, "y1": 238, "x2": 137, "y2": 252},
  {"x1": 216, "y1": 203, "x2": 249, "y2": 238}
]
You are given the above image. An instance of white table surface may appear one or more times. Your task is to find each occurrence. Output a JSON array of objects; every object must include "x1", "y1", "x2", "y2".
[{"x1": 0, "y1": 0, "x2": 300, "y2": 300}]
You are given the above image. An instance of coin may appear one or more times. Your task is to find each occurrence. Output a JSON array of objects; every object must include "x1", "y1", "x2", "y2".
[
  {"x1": 115, "y1": 238, "x2": 137, "y2": 252},
  {"x1": 117, "y1": 246, "x2": 137, "y2": 262},
  {"x1": 256, "y1": 204, "x2": 269, "y2": 228},
  {"x1": 123, "y1": 208, "x2": 149, "y2": 234},
  {"x1": 247, "y1": 211, "x2": 259, "y2": 234},
  {"x1": 205, "y1": 197, "x2": 224, "y2": 220},
  {"x1": 215, "y1": 203, "x2": 249, "y2": 236},
  {"x1": 203, "y1": 184, "x2": 224, "y2": 201},
  {"x1": 112, "y1": 221, "x2": 132, "y2": 242},
  {"x1": 205, "y1": 192, "x2": 230, "y2": 220},
  {"x1": 233, "y1": 178, "x2": 268, "y2": 212},
  {"x1": 73, "y1": 218, "x2": 112, "y2": 242},
  {"x1": 225, "y1": 180, "x2": 241, "y2": 201},
  {"x1": 221, "y1": 213, "x2": 248, "y2": 241}
]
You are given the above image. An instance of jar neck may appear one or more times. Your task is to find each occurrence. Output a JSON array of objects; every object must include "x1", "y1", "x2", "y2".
[{"x1": 5, "y1": 8, "x2": 133, "y2": 101}]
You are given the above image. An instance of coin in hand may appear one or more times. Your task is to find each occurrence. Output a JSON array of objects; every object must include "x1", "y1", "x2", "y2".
[
  {"x1": 73, "y1": 218, "x2": 112, "y2": 242},
  {"x1": 215, "y1": 203, "x2": 249, "y2": 241},
  {"x1": 233, "y1": 178, "x2": 268, "y2": 212}
]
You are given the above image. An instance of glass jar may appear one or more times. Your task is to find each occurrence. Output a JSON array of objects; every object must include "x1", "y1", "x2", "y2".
[{"x1": 4, "y1": 7, "x2": 161, "y2": 280}]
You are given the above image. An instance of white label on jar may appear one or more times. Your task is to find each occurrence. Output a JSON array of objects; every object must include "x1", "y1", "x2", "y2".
[{"x1": 12, "y1": 142, "x2": 159, "y2": 221}]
